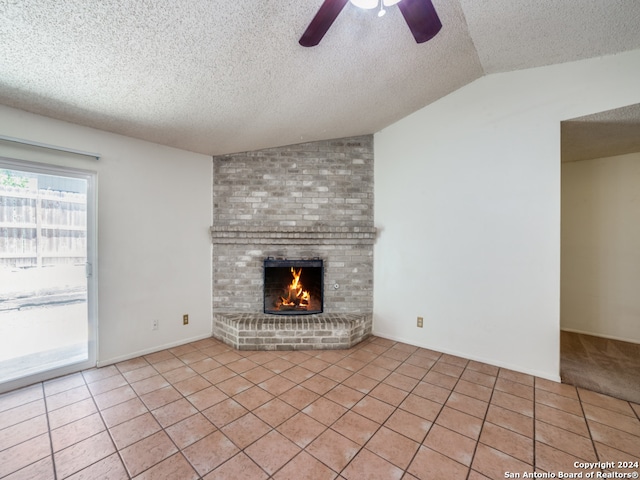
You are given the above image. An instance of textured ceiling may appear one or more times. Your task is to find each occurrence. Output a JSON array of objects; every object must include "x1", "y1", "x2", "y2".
[
  {"x1": 1, "y1": 0, "x2": 640, "y2": 156},
  {"x1": 562, "y1": 104, "x2": 640, "y2": 163}
]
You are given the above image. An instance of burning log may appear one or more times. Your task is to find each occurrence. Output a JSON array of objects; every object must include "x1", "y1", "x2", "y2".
[{"x1": 276, "y1": 267, "x2": 311, "y2": 311}]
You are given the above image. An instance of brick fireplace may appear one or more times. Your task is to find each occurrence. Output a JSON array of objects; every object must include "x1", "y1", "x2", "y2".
[{"x1": 211, "y1": 135, "x2": 375, "y2": 350}]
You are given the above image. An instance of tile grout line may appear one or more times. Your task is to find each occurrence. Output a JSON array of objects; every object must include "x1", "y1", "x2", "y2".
[
  {"x1": 41, "y1": 381, "x2": 59, "y2": 480},
  {"x1": 533, "y1": 375, "x2": 537, "y2": 474},
  {"x1": 244, "y1": 342, "x2": 481, "y2": 478},
  {"x1": 268, "y1": 338, "x2": 391, "y2": 478},
  {"x1": 228, "y1": 344, "x2": 355, "y2": 477},
  {"x1": 88, "y1": 353, "x2": 185, "y2": 478},
  {"x1": 335, "y1": 345, "x2": 443, "y2": 478},
  {"x1": 466, "y1": 364, "x2": 499, "y2": 480},
  {"x1": 149, "y1": 346, "x2": 224, "y2": 477},
  {"x1": 170, "y1": 343, "x2": 331, "y2": 478},
  {"x1": 143, "y1": 348, "x2": 213, "y2": 479},
  {"x1": 81, "y1": 370, "x2": 132, "y2": 479},
  {"x1": 576, "y1": 387, "x2": 605, "y2": 474},
  {"x1": 159, "y1": 347, "x2": 246, "y2": 478},
  {"x1": 361, "y1": 348, "x2": 500, "y2": 477},
  {"x1": 419, "y1": 354, "x2": 471, "y2": 479},
  {"x1": 472, "y1": 367, "x2": 542, "y2": 476},
  {"x1": 11, "y1": 380, "x2": 65, "y2": 478},
  {"x1": 534, "y1": 383, "x2": 639, "y2": 470},
  {"x1": 259, "y1": 339, "x2": 419, "y2": 477}
]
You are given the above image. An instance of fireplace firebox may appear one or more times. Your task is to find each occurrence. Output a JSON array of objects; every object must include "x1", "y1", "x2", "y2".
[{"x1": 264, "y1": 258, "x2": 323, "y2": 315}]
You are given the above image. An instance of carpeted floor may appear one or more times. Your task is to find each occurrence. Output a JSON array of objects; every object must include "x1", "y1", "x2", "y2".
[{"x1": 561, "y1": 330, "x2": 640, "y2": 404}]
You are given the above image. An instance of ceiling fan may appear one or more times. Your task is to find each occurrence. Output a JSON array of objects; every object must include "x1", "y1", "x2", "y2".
[{"x1": 299, "y1": 0, "x2": 442, "y2": 47}]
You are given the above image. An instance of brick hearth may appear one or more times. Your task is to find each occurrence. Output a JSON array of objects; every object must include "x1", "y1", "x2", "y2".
[{"x1": 213, "y1": 313, "x2": 371, "y2": 350}]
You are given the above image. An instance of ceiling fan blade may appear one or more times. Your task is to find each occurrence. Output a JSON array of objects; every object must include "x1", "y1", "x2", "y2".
[
  {"x1": 299, "y1": 0, "x2": 349, "y2": 47},
  {"x1": 397, "y1": 0, "x2": 442, "y2": 44}
]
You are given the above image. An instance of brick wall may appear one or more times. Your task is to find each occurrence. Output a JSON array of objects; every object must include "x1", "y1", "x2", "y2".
[{"x1": 211, "y1": 136, "x2": 375, "y2": 314}]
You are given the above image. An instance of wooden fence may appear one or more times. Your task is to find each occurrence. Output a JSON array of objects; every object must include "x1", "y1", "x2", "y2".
[{"x1": 0, "y1": 185, "x2": 87, "y2": 268}]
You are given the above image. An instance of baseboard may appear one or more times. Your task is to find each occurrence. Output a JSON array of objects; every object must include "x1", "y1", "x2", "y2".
[
  {"x1": 96, "y1": 332, "x2": 213, "y2": 368},
  {"x1": 561, "y1": 328, "x2": 640, "y2": 345},
  {"x1": 371, "y1": 331, "x2": 562, "y2": 383}
]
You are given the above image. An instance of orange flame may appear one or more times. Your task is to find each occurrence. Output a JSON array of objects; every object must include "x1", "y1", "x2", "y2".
[{"x1": 278, "y1": 267, "x2": 310, "y2": 309}]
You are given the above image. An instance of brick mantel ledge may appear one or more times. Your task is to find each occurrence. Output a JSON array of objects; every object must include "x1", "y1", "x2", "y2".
[{"x1": 210, "y1": 225, "x2": 377, "y2": 245}]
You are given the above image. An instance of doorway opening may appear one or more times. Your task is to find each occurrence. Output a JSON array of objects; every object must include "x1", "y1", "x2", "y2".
[{"x1": 560, "y1": 104, "x2": 640, "y2": 403}]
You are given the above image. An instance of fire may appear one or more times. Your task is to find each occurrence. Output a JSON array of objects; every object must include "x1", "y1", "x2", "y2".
[{"x1": 278, "y1": 267, "x2": 311, "y2": 310}]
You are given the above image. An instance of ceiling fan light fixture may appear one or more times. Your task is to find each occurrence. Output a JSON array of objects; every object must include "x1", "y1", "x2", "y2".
[
  {"x1": 300, "y1": 0, "x2": 442, "y2": 47},
  {"x1": 349, "y1": 0, "x2": 378, "y2": 9},
  {"x1": 350, "y1": 0, "x2": 400, "y2": 9}
]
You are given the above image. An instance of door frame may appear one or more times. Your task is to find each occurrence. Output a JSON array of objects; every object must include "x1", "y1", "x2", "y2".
[{"x1": 0, "y1": 156, "x2": 97, "y2": 393}]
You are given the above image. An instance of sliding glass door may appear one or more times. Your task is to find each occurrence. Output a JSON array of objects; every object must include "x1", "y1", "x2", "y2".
[{"x1": 0, "y1": 159, "x2": 96, "y2": 392}]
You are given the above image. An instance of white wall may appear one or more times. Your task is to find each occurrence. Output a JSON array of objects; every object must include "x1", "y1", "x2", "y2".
[
  {"x1": 562, "y1": 152, "x2": 640, "y2": 343},
  {"x1": 373, "y1": 49, "x2": 640, "y2": 381},
  {"x1": 0, "y1": 105, "x2": 213, "y2": 366}
]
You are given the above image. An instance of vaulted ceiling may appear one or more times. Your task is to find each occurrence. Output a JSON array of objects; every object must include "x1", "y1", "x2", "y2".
[{"x1": 1, "y1": 1, "x2": 639, "y2": 156}]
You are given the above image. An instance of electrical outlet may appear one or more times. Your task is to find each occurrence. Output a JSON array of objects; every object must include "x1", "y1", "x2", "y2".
[
  {"x1": 152, "y1": 319, "x2": 159, "y2": 330},
  {"x1": 417, "y1": 316, "x2": 423, "y2": 328},
  {"x1": 183, "y1": 314, "x2": 189, "y2": 325}
]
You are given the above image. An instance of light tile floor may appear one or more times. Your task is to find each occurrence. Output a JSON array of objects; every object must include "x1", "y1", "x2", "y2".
[{"x1": 1, "y1": 336, "x2": 639, "y2": 479}]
